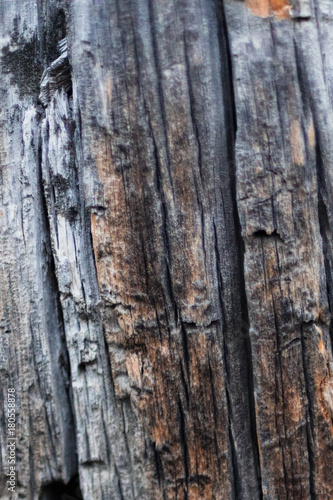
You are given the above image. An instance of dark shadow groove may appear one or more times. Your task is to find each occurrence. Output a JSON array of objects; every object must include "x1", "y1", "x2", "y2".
[
  {"x1": 214, "y1": 0, "x2": 263, "y2": 497},
  {"x1": 39, "y1": 475, "x2": 83, "y2": 500},
  {"x1": 37, "y1": 122, "x2": 82, "y2": 496}
]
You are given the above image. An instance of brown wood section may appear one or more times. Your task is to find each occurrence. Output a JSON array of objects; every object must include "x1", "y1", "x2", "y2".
[{"x1": 81, "y1": 0, "x2": 259, "y2": 497}]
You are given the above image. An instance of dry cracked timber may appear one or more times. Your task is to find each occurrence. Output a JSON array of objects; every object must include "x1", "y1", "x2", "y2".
[{"x1": 0, "y1": 0, "x2": 333, "y2": 499}]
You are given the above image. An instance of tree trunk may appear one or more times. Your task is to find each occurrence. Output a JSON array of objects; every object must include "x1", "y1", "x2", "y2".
[{"x1": 1, "y1": 1, "x2": 333, "y2": 499}]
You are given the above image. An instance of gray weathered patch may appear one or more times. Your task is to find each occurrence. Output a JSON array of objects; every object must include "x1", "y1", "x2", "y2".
[{"x1": 2, "y1": 34, "x2": 42, "y2": 97}]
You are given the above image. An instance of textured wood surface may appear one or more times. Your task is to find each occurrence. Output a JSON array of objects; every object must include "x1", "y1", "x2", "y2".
[{"x1": 0, "y1": 1, "x2": 333, "y2": 499}]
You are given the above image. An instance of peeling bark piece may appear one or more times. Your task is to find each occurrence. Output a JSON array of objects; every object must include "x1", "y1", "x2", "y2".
[{"x1": 39, "y1": 38, "x2": 71, "y2": 106}]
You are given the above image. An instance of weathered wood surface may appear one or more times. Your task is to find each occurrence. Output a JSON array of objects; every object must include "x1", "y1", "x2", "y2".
[{"x1": 0, "y1": 1, "x2": 333, "y2": 499}]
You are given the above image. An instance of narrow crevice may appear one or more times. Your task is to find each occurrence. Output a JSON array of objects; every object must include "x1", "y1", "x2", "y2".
[
  {"x1": 208, "y1": 358, "x2": 221, "y2": 462},
  {"x1": 147, "y1": 0, "x2": 173, "y2": 190},
  {"x1": 101, "y1": 407, "x2": 111, "y2": 465},
  {"x1": 228, "y1": 418, "x2": 241, "y2": 500},
  {"x1": 182, "y1": 32, "x2": 204, "y2": 185},
  {"x1": 223, "y1": 330, "x2": 241, "y2": 499},
  {"x1": 101, "y1": 331, "x2": 136, "y2": 498},
  {"x1": 315, "y1": 133, "x2": 333, "y2": 351},
  {"x1": 300, "y1": 325, "x2": 317, "y2": 499},
  {"x1": 88, "y1": 221, "x2": 99, "y2": 287},
  {"x1": 213, "y1": 221, "x2": 227, "y2": 334},
  {"x1": 29, "y1": 439, "x2": 36, "y2": 500},
  {"x1": 177, "y1": 398, "x2": 190, "y2": 495},
  {"x1": 139, "y1": 232, "x2": 151, "y2": 295},
  {"x1": 120, "y1": 402, "x2": 136, "y2": 500},
  {"x1": 152, "y1": 441, "x2": 164, "y2": 488},
  {"x1": 213, "y1": 224, "x2": 240, "y2": 499},
  {"x1": 214, "y1": 0, "x2": 237, "y2": 152},
  {"x1": 37, "y1": 115, "x2": 81, "y2": 496},
  {"x1": 148, "y1": 114, "x2": 174, "y2": 304},
  {"x1": 214, "y1": 1, "x2": 263, "y2": 497},
  {"x1": 114, "y1": 462, "x2": 126, "y2": 500},
  {"x1": 165, "y1": 257, "x2": 178, "y2": 325},
  {"x1": 180, "y1": 319, "x2": 190, "y2": 383},
  {"x1": 271, "y1": 296, "x2": 290, "y2": 498},
  {"x1": 180, "y1": 360, "x2": 190, "y2": 408}
]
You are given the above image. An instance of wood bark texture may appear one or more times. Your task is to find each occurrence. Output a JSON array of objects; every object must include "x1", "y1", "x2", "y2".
[{"x1": 0, "y1": 0, "x2": 333, "y2": 499}]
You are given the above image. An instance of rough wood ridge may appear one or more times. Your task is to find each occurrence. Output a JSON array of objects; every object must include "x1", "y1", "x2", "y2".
[{"x1": 0, "y1": 0, "x2": 333, "y2": 499}]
